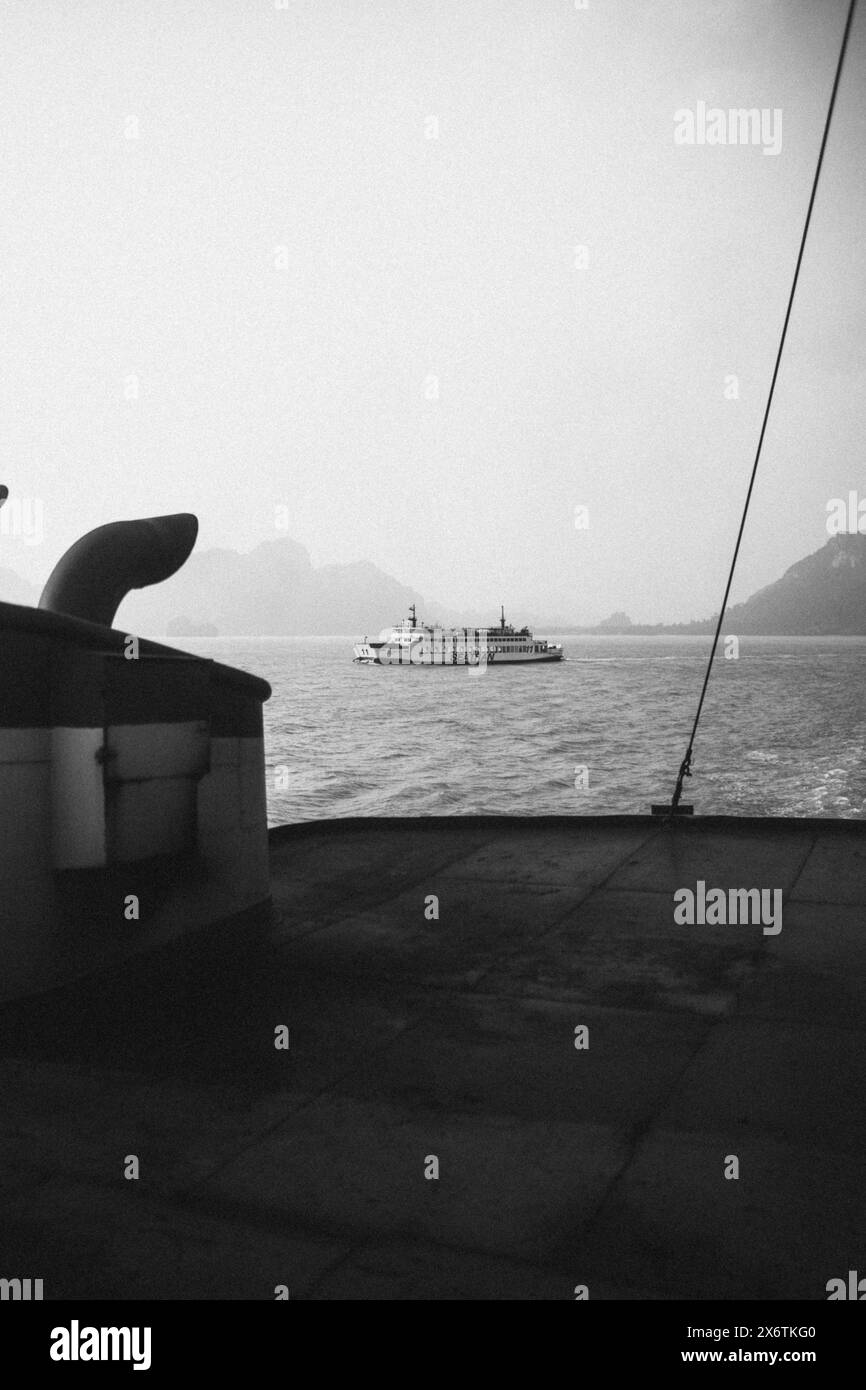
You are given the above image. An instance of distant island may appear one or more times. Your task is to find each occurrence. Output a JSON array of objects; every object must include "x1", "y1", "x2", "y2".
[
  {"x1": 2, "y1": 531, "x2": 865, "y2": 637},
  {"x1": 114, "y1": 536, "x2": 462, "y2": 637},
  {"x1": 577, "y1": 534, "x2": 866, "y2": 636}
]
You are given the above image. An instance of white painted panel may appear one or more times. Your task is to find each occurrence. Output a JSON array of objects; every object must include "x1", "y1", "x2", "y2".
[
  {"x1": 0, "y1": 728, "x2": 50, "y2": 765},
  {"x1": 106, "y1": 721, "x2": 210, "y2": 781},
  {"x1": 240, "y1": 758, "x2": 268, "y2": 830},
  {"x1": 208, "y1": 737, "x2": 241, "y2": 769},
  {"x1": 197, "y1": 766, "x2": 242, "y2": 835},
  {"x1": 50, "y1": 727, "x2": 106, "y2": 869}
]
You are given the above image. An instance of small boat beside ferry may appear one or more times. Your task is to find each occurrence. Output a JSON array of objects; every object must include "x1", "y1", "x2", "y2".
[{"x1": 353, "y1": 605, "x2": 563, "y2": 666}]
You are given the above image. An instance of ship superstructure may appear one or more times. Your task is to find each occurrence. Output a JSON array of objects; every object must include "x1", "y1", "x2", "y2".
[{"x1": 353, "y1": 605, "x2": 563, "y2": 665}]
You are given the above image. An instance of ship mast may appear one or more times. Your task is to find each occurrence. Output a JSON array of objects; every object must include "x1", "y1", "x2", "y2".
[{"x1": 500, "y1": 604, "x2": 505, "y2": 632}]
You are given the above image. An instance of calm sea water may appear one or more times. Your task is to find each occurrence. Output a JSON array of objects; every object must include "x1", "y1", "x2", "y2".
[{"x1": 181, "y1": 635, "x2": 866, "y2": 826}]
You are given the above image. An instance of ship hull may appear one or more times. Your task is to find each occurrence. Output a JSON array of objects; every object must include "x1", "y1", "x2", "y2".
[{"x1": 353, "y1": 644, "x2": 563, "y2": 665}]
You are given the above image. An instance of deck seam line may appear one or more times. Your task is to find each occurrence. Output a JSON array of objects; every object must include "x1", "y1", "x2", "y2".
[
  {"x1": 166, "y1": 827, "x2": 657, "y2": 1199},
  {"x1": 785, "y1": 830, "x2": 835, "y2": 902},
  {"x1": 463, "y1": 823, "x2": 667, "y2": 992}
]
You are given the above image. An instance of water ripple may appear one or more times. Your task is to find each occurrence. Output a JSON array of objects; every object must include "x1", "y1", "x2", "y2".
[{"x1": 185, "y1": 634, "x2": 866, "y2": 825}]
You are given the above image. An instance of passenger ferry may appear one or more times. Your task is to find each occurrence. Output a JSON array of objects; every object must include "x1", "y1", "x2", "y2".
[{"x1": 353, "y1": 606, "x2": 563, "y2": 665}]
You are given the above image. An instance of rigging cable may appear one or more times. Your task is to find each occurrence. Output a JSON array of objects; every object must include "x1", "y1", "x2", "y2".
[{"x1": 667, "y1": 0, "x2": 859, "y2": 814}]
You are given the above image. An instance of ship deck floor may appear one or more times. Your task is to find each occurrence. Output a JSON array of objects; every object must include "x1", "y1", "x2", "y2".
[{"x1": 1, "y1": 814, "x2": 865, "y2": 1300}]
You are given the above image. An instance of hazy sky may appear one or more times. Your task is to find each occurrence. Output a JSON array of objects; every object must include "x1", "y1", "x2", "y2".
[{"x1": 1, "y1": 0, "x2": 864, "y2": 623}]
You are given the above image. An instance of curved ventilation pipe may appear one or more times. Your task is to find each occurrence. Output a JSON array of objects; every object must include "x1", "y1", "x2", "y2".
[{"x1": 38, "y1": 513, "x2": 199, "y2": 628}]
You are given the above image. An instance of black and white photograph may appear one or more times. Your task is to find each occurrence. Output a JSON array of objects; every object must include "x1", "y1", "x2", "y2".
[{"x1": 1, "y1": 0, "x2": 864, "y2": 1356}]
